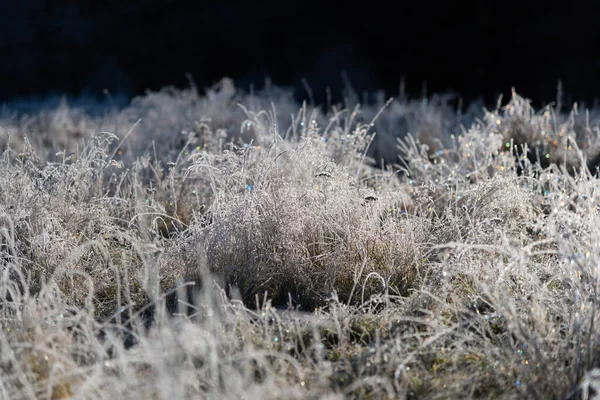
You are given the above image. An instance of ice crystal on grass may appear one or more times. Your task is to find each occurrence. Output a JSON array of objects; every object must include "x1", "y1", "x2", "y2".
[{"x1": 1, "y1": 81, "x2": 600, "y2": 398}]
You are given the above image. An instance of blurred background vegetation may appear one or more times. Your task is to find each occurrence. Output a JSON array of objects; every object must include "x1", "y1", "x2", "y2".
[{"x1": 2, "y1": 0, "x2": 599, "y2": 110}]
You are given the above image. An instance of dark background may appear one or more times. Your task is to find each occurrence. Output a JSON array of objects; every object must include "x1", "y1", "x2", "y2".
[{"x1": 1, "y1": 0, "x2": 599, "y2": 109}]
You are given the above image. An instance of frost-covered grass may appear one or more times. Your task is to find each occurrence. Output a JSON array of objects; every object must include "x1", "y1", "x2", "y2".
[{"x1": 2, "y1": 79, "x2": 600, "y2": 399}]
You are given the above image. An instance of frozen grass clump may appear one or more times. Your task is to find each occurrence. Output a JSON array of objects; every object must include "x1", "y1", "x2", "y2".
[
  {"x1": 188, "y1": 113, "x2": 427, "y2": 309},
  {"x1": 3, "y1": 81, "x2": 600, "y2": 398}
]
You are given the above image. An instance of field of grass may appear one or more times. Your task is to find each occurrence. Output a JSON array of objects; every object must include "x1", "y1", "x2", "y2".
[{"x1": 2, "y1": 79, "x2": 600, "y2": 399}]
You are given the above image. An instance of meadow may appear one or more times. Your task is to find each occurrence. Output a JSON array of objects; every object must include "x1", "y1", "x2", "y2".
[{"x1": 1, "y1": 78, "x2": 600, "y2": 399}]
